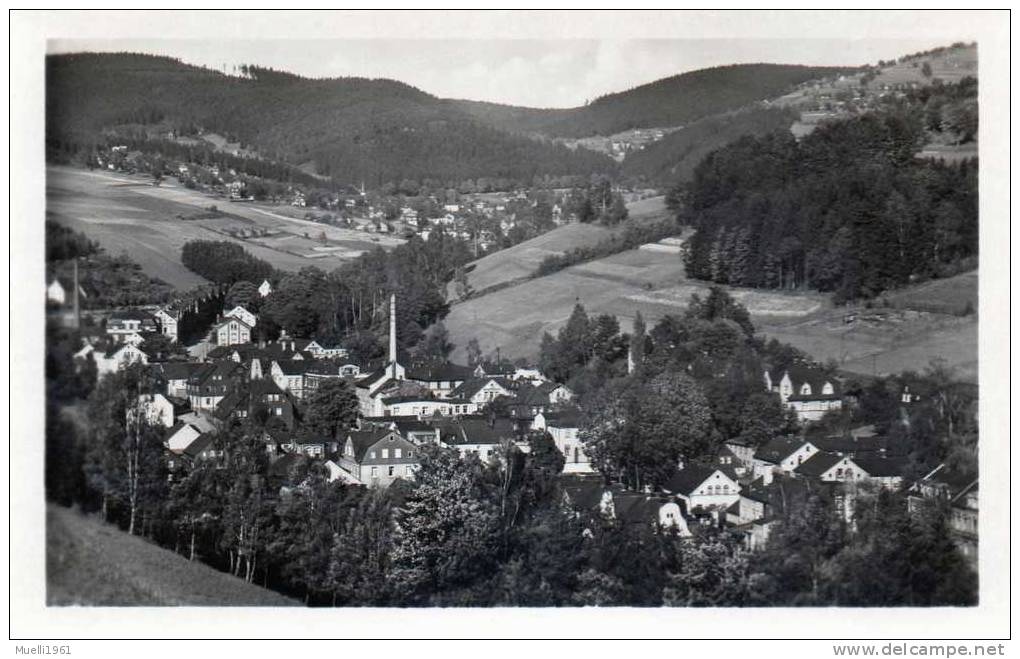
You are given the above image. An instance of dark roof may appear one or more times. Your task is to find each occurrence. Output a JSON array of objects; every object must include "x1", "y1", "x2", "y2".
[
  {"x1": 385, "y1": 418, "x2": 434, "y2": 434},
  {"x1": 442, "y1": 416, "x2": 520, "y2": 446},
  {"x1": 770, "y1": 363, "x2": 841, "y2": 395},
  {"x1": 788, "y1": 393, "x2": 842, "y2": 402},
  {"x1": 543, "y1": 407, "x2": 582, "y2": 428},
  {"x1": 794, "y1": 452, "x2": 845, "y2": 478},
  {"x1": 345, "y1": 428, "x2": 396, "y2": 461},
  {"x1": 355, "y1": 368, "x2": 390, "y2": 389},
  {"x1": 189, "y1": 360, "x2": 244, "y2": 384},
  {"x1": 180, "y1": 433, "x2": 215, "y2": 458},
  {"x1": 448, "y1": 377, "x2": 510, "y2": 400},
  {"x1": 663, "y1": 464, "x2": 720, "y2": 496},
  {"x1": 152, "y1": 361, "x2": 205, "y2": 380},
  {"x1": 475, "y1": 360, "x2": 515, "y2": 376},
  {"x1": 405, "y1": 360, "x2": 474, "y2": 382},
  {"x1": 109, "y1": 309, "x2": 155, "y2": 321},
  {"x1": 274, "y1": 359, "x2": 313, "y2": 376},
  {"x1": 741, "y1": 474, "x2": 821, "y2": 514},
  {"x1": 852, "y1": 455, "x2": 908, "y2": 478},
  {"x1": 754, "y1": 436, "x2": 812, "y2": 464},
  {"x1": 811, "y1": 434, "x2": 889, "y2": 456}
]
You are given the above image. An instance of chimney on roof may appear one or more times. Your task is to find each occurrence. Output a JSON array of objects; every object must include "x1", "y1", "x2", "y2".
[{"x1": 389, "y1": 294, "x2": 397, "y2": 378}]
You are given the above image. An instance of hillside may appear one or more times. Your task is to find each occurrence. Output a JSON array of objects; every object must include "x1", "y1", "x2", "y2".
[
  {"x1": 46, "y1": 53, "x2": 615, "y2": 187},
  {"x1": 620, "y1": 106, "x2": 798, "y2": 185},
  {"x1": 47, "y1": 504, "x2": 298, "y2": 606},
  {"x1": 453, "y1": 195, "x2": 672, "y2": 298},
  {"x1": 454, "y1": 64, "x2": 855, "y2": 138}
]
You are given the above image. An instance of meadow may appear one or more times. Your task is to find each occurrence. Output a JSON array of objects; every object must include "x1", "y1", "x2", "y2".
[{"x1": 46, "y1": 166, "x2": 399, "y2": 289}]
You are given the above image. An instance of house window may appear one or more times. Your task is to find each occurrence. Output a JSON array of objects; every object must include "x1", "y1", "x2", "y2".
[
  {"x1": 371, "y1": 467, "x2": 378, "y2": 477},
  {"x1": 382, "y1": 449, "x2": 389, "y2": 459},
  {"x1": 369, "y1": 451, "x2": 375, "y2": 459},
  {"x1": 395, "y1": 448, "x2": 402, "y2": 459},
  {"x1": 388, "y1": 466, "x2": 395, "y2": 477}
]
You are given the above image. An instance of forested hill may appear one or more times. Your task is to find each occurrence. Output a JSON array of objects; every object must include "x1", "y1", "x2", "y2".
[
  {"x1": 681, "y1": 96, "x2": 978, "y2": 303},
  {"x1": 452, "y1": 64, "x2": 856, "y2": 138},
  {"x1": 46, "y1": 53, "x2": 615, "y2": 187}
]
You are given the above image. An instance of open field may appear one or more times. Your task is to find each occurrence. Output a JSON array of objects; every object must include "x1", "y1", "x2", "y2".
[
  {"x1": 47, "y1": 504, "x2": 297, "y2": 606},
  {"x1": 446, "y1": 248, "x2": 978, "y2": 384},
  {"x1": 760, "y1": 306, "x2": 977, "y2": 383},
  {"x1": 454, "y1": 195, "x2": 672, "y2": 297},
  {"x1": 445, "y1": 243, "x2": 828, "y2": 363},
  {"x1": 46, "y1": 166, "x2": 400, "y2": 289}
]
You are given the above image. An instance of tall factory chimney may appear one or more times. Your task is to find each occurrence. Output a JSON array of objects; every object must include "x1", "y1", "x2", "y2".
[
  {"x1": 72, "y1": 259, "x2": 81, "y2": 330},
  {"x1": 389, "y1": 294, "x2": 397, "y2": 378}
]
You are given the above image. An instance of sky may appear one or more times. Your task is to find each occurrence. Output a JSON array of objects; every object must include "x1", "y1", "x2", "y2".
[{"x1": 48, "y1": 37, "x2": 959, "y2": 108}]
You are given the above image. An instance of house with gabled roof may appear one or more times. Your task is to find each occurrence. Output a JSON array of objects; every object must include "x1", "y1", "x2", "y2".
[
  {"x1": 404, "y1": 360, "x2": 474, "y2": 398},
  {"x1": 381, "y1": 395, "x2": 478, "y2": 420},
  {"x1": 752, "y1": 436, "x2": 820, "y2": 482},
  {"x1": 561, "y1": 479, "x2": 693, "y2": 535},
  {"x1": 223, "y1": 305, "x2": 257, "y2": 328},
  {"x1": 186, "y1": 360, "x2": 245, "y2": 411},
  {"x1": 79, "y1": 340, "x2": 149, "y2": 378},
  {"x1": 337, "y1": 428, "x2": 419, "y2": 488},
  {"x1": 764, "y1": 364, "x2": 842, "y2": 422},
  {"x1": 449, "y1": 376, "x2": 513, "y2": 407},
  {"x1": 214, "y1": 316, "x2": 253, "y2": 346},
  {"x1": 151, "y1": 361, "x2": 205, "y2": 398},
  {"x1": 663, "y1": 464, "x2": 741, "y2": 512},
  {"x1": 106, "y1": 309, "x2": 157, "y2": 343},
  {"x1": 437, "y1": 416, "x2": 522, "y2": 463},
  {"x1": 152, "y1": 307, "x2": 180, "y2": 342},
  {"x1": 214, "y1": 378, "x2": 294, "y2": 428}
]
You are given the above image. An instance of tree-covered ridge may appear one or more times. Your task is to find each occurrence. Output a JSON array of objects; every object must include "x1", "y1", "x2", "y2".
[
  {"x1": 620, "y1": 106, "x2": 798, "y2": 187},
  {"x1": 681, "y1": 102, "x2": 977, "y2": 302},
  {"x1": 454, "y1": 64, "x2": 855, "y2": 138},
  {"x1": 46, "y1": 52, "x2": 615, "y2": 188}
]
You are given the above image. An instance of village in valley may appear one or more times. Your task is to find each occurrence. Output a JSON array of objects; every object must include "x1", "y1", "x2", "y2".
[{"x1": 42, "y1": 39, "x2": 980, "y2": 608}]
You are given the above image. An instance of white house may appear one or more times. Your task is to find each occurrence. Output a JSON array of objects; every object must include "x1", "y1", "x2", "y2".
[
  {"x1": 764, "y1": 365, "x2": 842, "y2": 422},
  {"x1": 165, "y1": 423, "x2": 204, "y2": 454},
  {"x1": 380, "y1": 396, "x2": 477, "y2": 419},
  {"x1": 258, "y1": 279, "x2": 273, "y2": 298},
  {"x1": 153, "y1": 308, "x2": 179, "y2": 342},
  {"x1": 752, "y1": 437, "x2": 821, "y2": 482},
  {"x1": 224, "y1": 305, "x2": 257, "y2": 328},
  {"x1": 138, "y1": 392, "x2": 176, "y2": 428},
  {"x1": 81, "y1": 343, "x2": 149, "y2": 378},
  {"x1": 215, "y1": 317, "x2": 253, "y2": 346},
  {"x1": 663, "y1": 464, "x2": 742, "y2": 511},
  {"x1": 533, "y1": 409, "x2": 591, "y2": 473},
  {"x1": 449, "y1": 377, "x2": 513, "y2": 406}
]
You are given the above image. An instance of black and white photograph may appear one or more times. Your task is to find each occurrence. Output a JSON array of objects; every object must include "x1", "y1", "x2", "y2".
[{"x1": 9, "y1": 8, "x2": 1012, "y2": 649}]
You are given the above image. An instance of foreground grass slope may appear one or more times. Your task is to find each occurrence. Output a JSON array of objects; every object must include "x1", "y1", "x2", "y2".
[{"x1": 47, "y1": 504, "x2": 297, "y2": 606}]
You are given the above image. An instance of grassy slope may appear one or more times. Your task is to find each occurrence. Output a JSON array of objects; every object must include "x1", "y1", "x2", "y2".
[
  {"x1": 455, "y1": 195, "x2": 671, "y2": 298},
  {"x1": 47, "y1": 166, "x2": 399, "y2": 289},
  {"x1": 47, "y1": 504, "x2": 298, "y2": 606},
  {"x1": 446, "y1": 248, "x2": 977, "y2": 384}
]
